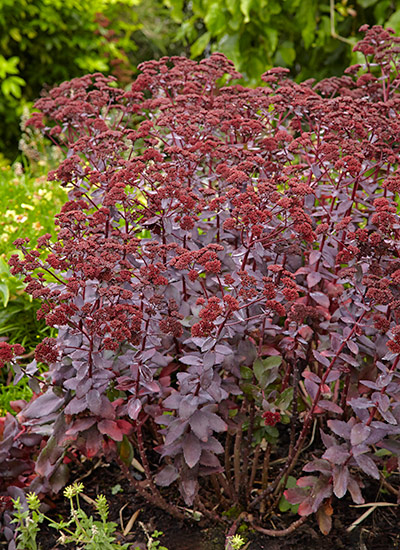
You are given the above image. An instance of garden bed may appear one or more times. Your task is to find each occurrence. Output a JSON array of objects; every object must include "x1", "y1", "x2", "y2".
[{"x1": 33, "y1": 459, "x2": 399, "y2": 550}]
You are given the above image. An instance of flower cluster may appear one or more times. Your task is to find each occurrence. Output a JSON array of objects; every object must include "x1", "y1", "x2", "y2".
[
  {"x1": 262, "y1": 411, "x2": 281, "y2": 426},
  {"x1": 0, "y1": 342, "x2": 25, "y2": 368}
]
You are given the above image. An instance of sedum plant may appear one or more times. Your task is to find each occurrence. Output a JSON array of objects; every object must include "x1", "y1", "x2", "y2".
[{"x1": 6, "y1": 25, "x2": 400, "y2": 537}]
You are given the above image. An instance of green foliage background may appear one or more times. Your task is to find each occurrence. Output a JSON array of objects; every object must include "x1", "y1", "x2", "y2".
[
  {"x1": 164, "y1": 0, "x2": 400, "y2": 83},
  {"x1": 0, "y1": 0, "x2": 186, "y2": 160},
  {"x1": 4, "y1": 0, "x2": 400, "y2": 158}
]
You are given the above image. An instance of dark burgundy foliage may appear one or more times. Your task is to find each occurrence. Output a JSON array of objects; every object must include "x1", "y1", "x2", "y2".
[{"x1": 5, "y1": 24, "x2": 400, "y2": 537}]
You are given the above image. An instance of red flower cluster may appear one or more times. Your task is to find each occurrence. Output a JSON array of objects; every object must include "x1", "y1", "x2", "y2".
[
  {"x1": 0, "y1": 342, "x2": 25, "y2": 368},
  {"x1": 34, "y1": 338, "x2": 59, "y2": 365},
  {"x1": 262, "y1": 411, "x2": 281, "y2": 426}
]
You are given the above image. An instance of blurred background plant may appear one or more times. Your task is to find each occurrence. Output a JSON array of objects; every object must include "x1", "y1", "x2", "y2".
[
  {"x1": 0, "y1": 0, "x2": 186, "y2": 161},
  {"x1": 0, "y1": 147, "x2": 64, "y2": 414},
  {"x1": 164, "y1": 0, "x2": 400, "y2": 83},
  {"x1": 3, "y1": 0, "x2": 400, "y2": 161}
]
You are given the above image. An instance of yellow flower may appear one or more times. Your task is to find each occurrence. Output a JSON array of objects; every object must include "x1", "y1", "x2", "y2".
[
  {"x1": 63, "y1": 481, "x2": 84, "y2": 498},
  {"x1": 5, "y1": 210, "x2": 16, "y2": 220},
  {"x1": 20, "y1": 203, "x2": 34, "y2": 211},
  {"x1": 3, "y1": 225, "x2": 17, "y2": 234},
  {"x1": 32, "y1": 222, "x2": 43, "y2": 231},
  {"x1": 36, "y1": 188, "x2": 53, "y2": 200},
  {"x1": 15, "y1": 214, "x2": 28, "y2": 223}
]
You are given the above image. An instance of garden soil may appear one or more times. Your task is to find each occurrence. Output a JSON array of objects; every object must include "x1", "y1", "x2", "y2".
[{"x1": 19, "y1": 460, "x2": 400, "y2": 550}]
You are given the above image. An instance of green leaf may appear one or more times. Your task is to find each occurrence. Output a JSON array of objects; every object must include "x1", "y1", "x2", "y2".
[
  {"x1": 204, "y1": 2, "x2": 226, "y2": 35},
  {"x1": 278, "y1": 494, "x2": 291, "y2": 512},
  {"x1": 1, "y1": 75, "x2": 25, "y2": 98},
  {"x1": 241, "y1": 382, "x2": 259, "y2": 398},
  {"x1": 240, "y1": 0, "x2": 253, "y2": 23},
  {"x1": 0, "y1": 283, "x2": 10, "y2": 307},
  {"x1": 217, "y1": 33, "x2": 240, "y2": 65},
  {"x1": 190, "y1": 31, "x2": 211, "y2": 57},
  {"x1": 374, "y1": 0, "x2": 391, "y2": 24},
  {"x1": 298, "y1": 0, "x2": 317, "y2": 48},
  {"x1": 357, "y1": 0, "x2": 378, "y2": 7},
  {"x1": 240, "y1": 366, "x2": 253, "y2": 379},
  {"x1": 164, "y1": 0, "x2": 185, "y2": 21},
  {"x1": 118, "y1": 435, "x2": 133, "y2": 467},
  {"x1": 253, "y1": 355, "x2": 282, "y2": 389},
  {"x1": 386, "y1": 9, "x2": 400, "y2": 34},
  {"x1": 263, "y1": 27, "x2": 279, "y2": 53},
  {"x1": 277, "y1": 41, "x2": 296, "y2": 66},
  {"x1": 0, "y1": 256, "x2": 10, "y2": 275},
  {"x1": 226, "y1": 0, "x2": 240, "y2": 16},
  {"x1": 264, "y1": 424, "x2": 279, "y2": 440},
  {"x1": 111, "y1": 483, "x2": 123, "y2": 495},
  {"x1": 9, "y1": 28, "x2": 22, "y2": 42},
  {"x1": 276, "y1": 387, "x2": 293, "y2": 411}
]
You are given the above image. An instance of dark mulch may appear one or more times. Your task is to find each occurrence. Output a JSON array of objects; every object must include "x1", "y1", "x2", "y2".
[{"x1": 11, "y1": 459, "x2": 400, "y2": 550}]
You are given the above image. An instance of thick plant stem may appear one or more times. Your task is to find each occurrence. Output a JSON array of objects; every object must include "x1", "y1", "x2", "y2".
[
  {"x1": 210, "y1": 474, "x2": 225, "y2": 506},
  {"x1": 116, "y1": 458, "x2": 185, "y2": 521},
  {"x1": 249, "y1": 443, "x2": 261, "y2": 491},
  {"x1": 250, "y1": 515, "x2": 308, "y2": 536},
  {"x1": 242, "y1": 399, "x2": 255, "y2": 505},
  {"x1": 288, "y1": 360, "x2": 300, "y2": 460},
  {"x1": 260, "y1": 444, "x2": 270, "y2": 515},
  {"x1": 217, "y1": 472, "x2": 235, "y2": 501},
  {"x1": 233, "y1": 421, "x2": 243, "y2": 498},
  {"x1": 224, "y1": 432, "x2": 238, "y2": 502},
  {"x1": 136, "y1": 423, "x2": 157, "y2": 492}
]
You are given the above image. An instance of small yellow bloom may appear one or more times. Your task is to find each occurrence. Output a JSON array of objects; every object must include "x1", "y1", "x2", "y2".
[
  {"x1": 63, "y1": 481, "x2": 84, "y2": 498},
  {"x1": 36, "y1": 188, "x2": 53, "y2": 200},
  {"x1": 3, "y1": 225, "x2": 17, "y2": 234},
  {"x1": 15, "y1": 214, "x2": 28, "y2": 223},
  {"x1": 32, "y1": 222, "x2": 43, "y2": 231},
  {"x1": 5, "y1": 210, "x2": 16, "y2": 219},
  {"x1": 20, "y1": 203, "x2": 34, "y2": 211}
]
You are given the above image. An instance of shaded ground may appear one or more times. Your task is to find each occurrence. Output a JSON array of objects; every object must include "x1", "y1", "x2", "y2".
[{"x1": 15, "y1": 460, "x2": 400, "y2": 550}]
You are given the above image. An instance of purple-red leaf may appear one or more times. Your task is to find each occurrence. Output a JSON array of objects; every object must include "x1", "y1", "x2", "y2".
[
  {"x1": 350, "y1": 423, "x2": 371, "y2": 446},
  {"x1": 154, "y1": 465, "x2": 179, "y2": 487},
  {"x1": 164, "y1": 419, "x2": 188, "y2": 446},
  {"x1": 182, "y1": 432, "x2": 201, "y2": 468},
  {"x1": 189, "y1": 410, "x2": 210, "y2": 442},
  {"x1": 304, "y1": 379, "x2": 319, "y2": 400},
  {"x1": 316, "y1": 503, "x2": 333, "y2": 535},
  {"x1": 86, "y1": 389, "x2": 102, "y2": 415},
  {"x1": 307, "y1": 271, "x2": 322, "y2": 288},
  {"x1": 347, "y1": 476, "x2": 365, "y2": 504},
  {"x1": 332, "y1": 465, "x2": 349, "y2": 498},
  {"x1": 127, "y1": 398, "x2": 142, "y2": 420},
  {"x1": 317, "y1": 400, "x2": 343, "y2": 414},
  {"x1": 310, "y1": 292, "x2": 330, "y2": 309},
  {"x1": 98, "y1": 420, "x2": 123, "y2": 441},
  {"x1": 65, "y1": 417, "x2": 96, "y2": 436},
  {"x1": 284, "y1": 486, "x2": 309, "y2": 505},
  {"x1": 312, "y1": 350, "x2": 331, "y2": 368},
  {"x1": 322, "y1": 445, "x2": 350, "y2": 465},
  {"x1": 355, "y1": 454, "x2": 379, "y2": 479},
  {"x1": 328, "y1": 420, "x2": 351, "y2": 439}
]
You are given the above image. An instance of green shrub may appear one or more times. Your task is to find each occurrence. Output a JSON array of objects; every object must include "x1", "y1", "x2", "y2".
[
  {"x1": 0, "y1": 0, "x2": 140, "y2": 159},
  {"x1": 165, "y1": 0, "x2": 400, "y2": 83}
]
